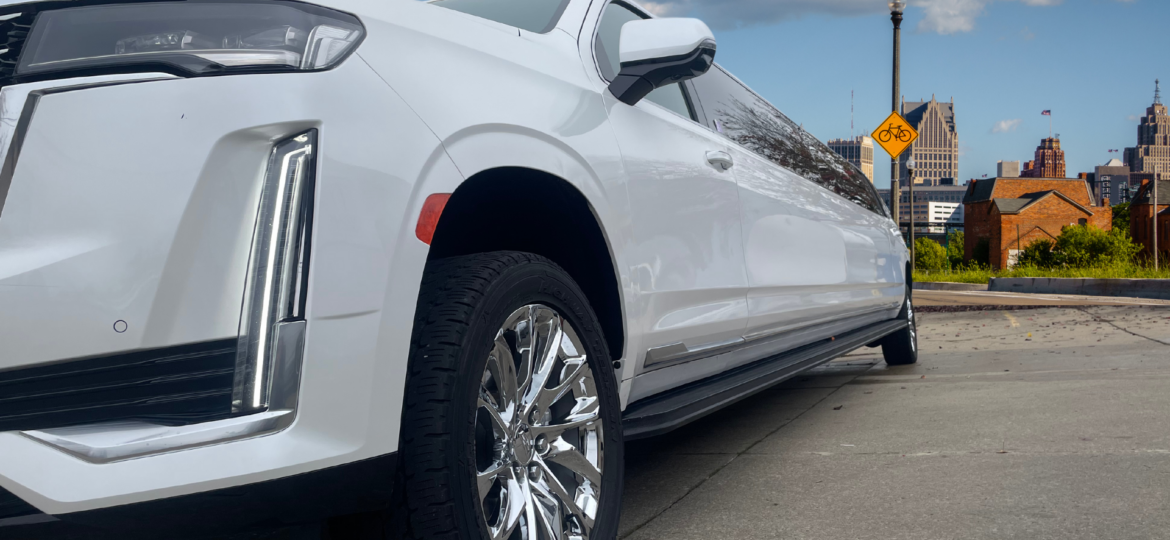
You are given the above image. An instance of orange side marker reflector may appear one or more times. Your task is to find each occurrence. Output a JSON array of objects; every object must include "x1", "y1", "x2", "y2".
[{"x1": 416, "y1": 193, "x2": 451, "y2": 245}]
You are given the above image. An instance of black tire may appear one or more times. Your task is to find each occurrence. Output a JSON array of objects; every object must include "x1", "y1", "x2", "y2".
[
  {"x1": 881, "y1": 283, "x2": 918, "y2": 366},
  {"x1": 395, "y1": 251, "x2": 624, "y2": 540}
]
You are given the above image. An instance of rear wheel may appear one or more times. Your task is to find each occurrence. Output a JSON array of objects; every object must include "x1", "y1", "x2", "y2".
[
  {"x1": 881, "y1": 283, "x2": 918, "y2": 366},
  {"x1": 397, "y1": 251, "x2": 623, "y2": 540}
]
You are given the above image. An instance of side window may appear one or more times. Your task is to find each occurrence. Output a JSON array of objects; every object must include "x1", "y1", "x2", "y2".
[
  {"x1": 432, "y1": 0, "x2": 572, "y2": 34},
  {"x1": 690, "y1": 66, "x2": 885, "y2": 216},
  {"x1": 593, "y1": 2, "x2": 695, "y2": 121}
]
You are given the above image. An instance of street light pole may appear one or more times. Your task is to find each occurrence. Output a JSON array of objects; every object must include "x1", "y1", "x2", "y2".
[{"x1": 889, "y1": 1, "x2": 904, "y2": 236}]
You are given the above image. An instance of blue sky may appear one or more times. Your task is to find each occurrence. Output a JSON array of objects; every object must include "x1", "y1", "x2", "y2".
[{"x1": 644, "y1": 0, "x2": 1165, "y2": 189}]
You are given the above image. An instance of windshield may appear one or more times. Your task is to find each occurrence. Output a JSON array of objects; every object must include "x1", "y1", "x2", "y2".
[{"x1": 431, "y1": 0, "x2": 572, "y2": 34}]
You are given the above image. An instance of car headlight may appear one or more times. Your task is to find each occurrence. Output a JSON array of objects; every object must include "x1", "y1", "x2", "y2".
[{"x1": 15, "y1": 1, "x2": 363, "y2": 78}]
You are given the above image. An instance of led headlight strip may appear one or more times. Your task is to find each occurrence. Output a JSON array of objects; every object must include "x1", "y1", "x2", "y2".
[
  {"x1": 234, "y1": 130, "x2": 317, "y2": 415},
  {"x1": 11, "y1": 1, "x2": 364, "y2": 80}
]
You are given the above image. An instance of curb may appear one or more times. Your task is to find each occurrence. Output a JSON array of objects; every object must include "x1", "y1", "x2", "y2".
[
  {"x1": 988, "y1": 278, "x2": 1170, "y2": 301},
  {"x1": 913, "y1": 282, "x2": 989, "y2": 292}
]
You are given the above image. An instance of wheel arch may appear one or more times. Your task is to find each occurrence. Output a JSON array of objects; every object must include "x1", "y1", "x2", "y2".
[{"x1": 427, "y1": 167, "x2": 626, "y2": 361}]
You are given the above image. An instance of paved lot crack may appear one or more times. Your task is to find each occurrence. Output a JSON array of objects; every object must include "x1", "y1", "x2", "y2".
[{"x1": 1074, "y1": 307, "x2": 1170, "y2": 346}]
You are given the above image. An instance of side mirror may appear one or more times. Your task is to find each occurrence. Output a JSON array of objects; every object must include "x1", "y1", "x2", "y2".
[{"x1": 608, "y1": 18, "x2": 717, "y2": 106}]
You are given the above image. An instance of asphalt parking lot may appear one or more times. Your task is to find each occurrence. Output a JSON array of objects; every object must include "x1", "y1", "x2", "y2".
[
  {"x1": 10, "y1": 299, "x2": 1170, "y2": 539},
  {"x1": 620, "y1": 304, "x2": 1170, "y2": 540}
]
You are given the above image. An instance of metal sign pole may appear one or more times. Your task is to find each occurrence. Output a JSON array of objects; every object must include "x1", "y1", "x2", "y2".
[
  {"x1": 889, "y1": 3, "x2": 903, "y2": 235},
  {"x1": 908, "y1": 160, "x2": 916, "y2": 268}
]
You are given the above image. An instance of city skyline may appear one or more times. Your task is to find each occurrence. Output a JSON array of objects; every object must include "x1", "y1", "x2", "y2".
[
  {"x1": 654, "y1": 0, "x2": 1164, "y2": 189},
  {"x1": 898, "y1": 95, "x2": 959, "y2": 186}
]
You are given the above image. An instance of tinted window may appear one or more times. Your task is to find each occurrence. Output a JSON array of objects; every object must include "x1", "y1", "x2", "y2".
[
  {"x1": 594, "y1": 2, "x2": 695, "y2": 120},
  {"x1": 691, "y1": 66, "x2": 885, "y2": 215},
  {"x1": 433, "y1": 0, "x2": 571, "y2": 34}
]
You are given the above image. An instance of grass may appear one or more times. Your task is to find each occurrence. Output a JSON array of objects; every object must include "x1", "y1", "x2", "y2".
[{"x1": 914, "y1": 264, "x2": 1170, "y2": 284}]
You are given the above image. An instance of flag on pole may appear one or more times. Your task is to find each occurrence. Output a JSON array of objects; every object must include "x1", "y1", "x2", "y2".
[{"x1": 1041, "y1": 110, "x2": 1052, "y2": 116}]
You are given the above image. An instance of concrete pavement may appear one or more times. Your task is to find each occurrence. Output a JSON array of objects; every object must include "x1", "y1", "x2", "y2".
[{"x1": 620, "y1": 305, "x2": 1170, "y2": 540}]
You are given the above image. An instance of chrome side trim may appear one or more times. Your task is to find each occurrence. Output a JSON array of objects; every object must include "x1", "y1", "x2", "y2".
[
  {"x1": 23, "y1": 411, "x2": 291, "y2": 463},
  {"x1": 641, "y1": 305, "x2": 894, "y2": 374},
  {"x1": 644, "y1": 337, "x2": 745, "y2": 369},
  {"x1": 742, "y1": 303, "x2": 895, "y2": 343},
  {"x1": 630, "y1": 309, "x2": 896, "y2": 403},
  {"x1": 623, "y1": 318, "x2": 908, "y2": 440}
]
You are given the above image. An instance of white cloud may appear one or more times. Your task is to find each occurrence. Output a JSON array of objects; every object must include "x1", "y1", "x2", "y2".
[
  {"x1": 639, "y1": 1, "x2": 682, "y2": 16},
  {"x1": 1128, "y1": 115, "x2": 1141, "y2": 122},
  {"x1": 631, "y1": 0, "x2": 889, "y2": 30},
  {"x1": 913, "y1": 0, "x2": 986, "y2": 34},
  {"x1": 636, "y1": 0, "x2": 1066, "y2": 33},
  {"x1": 992, "y1": 119, "x2": 1022, "y2": 133},
  {"x1": 913, "y1": 0, "x2": 1068, "y2": 34}
]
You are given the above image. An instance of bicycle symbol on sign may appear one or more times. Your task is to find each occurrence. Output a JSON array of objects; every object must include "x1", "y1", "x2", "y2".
[{"x1": 877, "y1": 123, "x2": 914, "y2": 144}]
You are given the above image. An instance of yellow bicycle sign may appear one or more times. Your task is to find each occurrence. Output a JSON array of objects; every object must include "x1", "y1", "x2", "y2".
[{"x1": 872, "y1": 111, "x2": 918, "y2": 158}]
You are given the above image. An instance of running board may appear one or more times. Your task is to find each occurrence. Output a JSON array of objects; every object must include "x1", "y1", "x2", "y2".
[{"x1": 622, "y1": 319, "x2": 906, "y2": 440}]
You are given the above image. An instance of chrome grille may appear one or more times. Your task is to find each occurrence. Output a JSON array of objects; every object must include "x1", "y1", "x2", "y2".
[{"x1": 0, "y1": 11, "x2": 33, "y2": 81}]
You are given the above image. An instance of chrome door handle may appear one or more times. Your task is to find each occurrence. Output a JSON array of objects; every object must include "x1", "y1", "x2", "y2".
[{"x1": 706, "y1": 150, "x2": 734, "y2": 170}]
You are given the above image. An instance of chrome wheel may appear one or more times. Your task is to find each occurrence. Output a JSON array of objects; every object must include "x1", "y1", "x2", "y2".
[
  {"x1": 475, "y1": 304, "x2": 604, "y2": 540},
  {"x1": 907, "y1": 291, "x2": 917, "y2": 353}
]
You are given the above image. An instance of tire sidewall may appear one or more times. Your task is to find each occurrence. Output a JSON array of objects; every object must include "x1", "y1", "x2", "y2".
[
  {"x1": 445, "y1": 260, "x2": 624, "y2": 540},
  {"x1": 905, "y1": 283, "x2": 917, "y2": 353}
]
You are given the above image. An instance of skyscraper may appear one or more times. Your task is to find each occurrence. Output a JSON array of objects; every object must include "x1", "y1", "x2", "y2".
[
  {"x1": 997, "y1": 161, "x2": 1020, "y2": 178},
  {"x1": 898, "y1": 95, "x2": 959, "y2": 186},
  {"x1": 1124, "y1": 80, "x2": 1170, "y2": 177},
  {"x1": 1021, "y1": 137, "x2": 1067, "y2": 178},
  {"x1": 828, "y1": 135, "x2": 874, "y2": 181},
  {"x1": 1095, "y1": 158, "x2": 1131, "y2": 204}
]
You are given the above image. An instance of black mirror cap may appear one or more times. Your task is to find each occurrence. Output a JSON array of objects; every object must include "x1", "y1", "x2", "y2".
[{"x1": 608, "y1": 40, "x2": 716, "y2": 106}]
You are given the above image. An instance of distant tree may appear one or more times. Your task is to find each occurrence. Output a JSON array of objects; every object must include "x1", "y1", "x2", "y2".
[
  {"x1": 1112, "y1": 202, "x2": 1130, "y2": 232},
  {"x1": 914, "y1": 237, "x2": 948, "y2": 272},
  {"x1": 1054, "y1": 224, "x2": 1141, "y2": 267},
  {"x1": 1017, "y1": 224, "x2": 1142, "y2": 268},
  {"x1": 1017, "y1": 239, "x2": 1058, "y2": 267},
  {"x1": 945, "y1": 230, "x2": 965, "y2": 269}
]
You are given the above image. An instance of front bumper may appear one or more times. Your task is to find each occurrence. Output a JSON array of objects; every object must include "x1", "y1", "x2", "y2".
[
  {"x1": 1, "y1": 452, "x2": 397, "y2": 538},
  {"x1": 0, "y1": 57, "x2": 445, "y2": 518}
]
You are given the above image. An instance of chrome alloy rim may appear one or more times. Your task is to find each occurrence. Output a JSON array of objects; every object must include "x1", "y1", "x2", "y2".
[
  {"x1": 475, "y1": 304, "x2": 604, "y2": 540},
  {"x1": 907, "y1": 290, "x2": 917, "y2": 353}
]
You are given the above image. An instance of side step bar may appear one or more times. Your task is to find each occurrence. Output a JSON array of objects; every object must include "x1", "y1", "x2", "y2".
[{"x1": 622, "y1": 319, "x2": 906, "y2": 440}]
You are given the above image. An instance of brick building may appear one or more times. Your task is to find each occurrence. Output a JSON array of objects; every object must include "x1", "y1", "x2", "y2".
[
  {"x1": 1129, "y1": 177, "x2": 1170, "y2": 258},
  {"x1": 1020, "y1": 138, "x2": 1066, "y2": 178},
  {"x1": 963, "y1": 177, "x2": 1112, "y2": 269}
]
